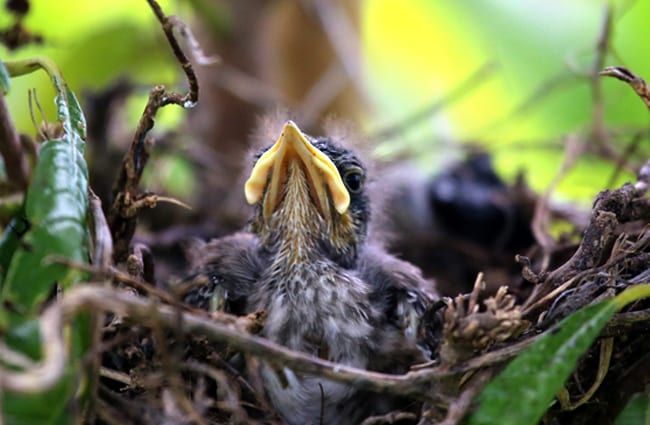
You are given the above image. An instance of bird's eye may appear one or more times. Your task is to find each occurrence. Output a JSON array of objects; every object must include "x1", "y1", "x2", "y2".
[{"x1": 343, "y1": 168, "x2": 364, "y2": 194}]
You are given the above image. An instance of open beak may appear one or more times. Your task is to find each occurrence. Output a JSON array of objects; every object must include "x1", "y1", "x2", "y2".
[{"x1": 245, "y1": 121, "x2": 350, "y2": 219}]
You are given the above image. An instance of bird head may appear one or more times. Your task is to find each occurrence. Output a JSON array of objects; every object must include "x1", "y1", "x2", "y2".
[{"x1": 244, "y1": 121, "x2": 369, "y2": 268}]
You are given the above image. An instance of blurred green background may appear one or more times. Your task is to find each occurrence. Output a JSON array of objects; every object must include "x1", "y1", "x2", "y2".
[{"x1": 2, "y1": 0, "x2": 649, "y2": 204}]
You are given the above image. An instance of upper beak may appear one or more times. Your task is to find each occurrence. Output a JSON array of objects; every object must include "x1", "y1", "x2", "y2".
[{"x1": 244, "y1": 121, "x2": 350, "y2": 218}]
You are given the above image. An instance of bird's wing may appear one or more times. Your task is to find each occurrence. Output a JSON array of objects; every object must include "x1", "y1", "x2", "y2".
[
  {"x1": 357, "y1": 244, "x2": 438, "y2": 359},
  {"x1": 180, "y1": 232, "x2": 264, "y2": 315}
]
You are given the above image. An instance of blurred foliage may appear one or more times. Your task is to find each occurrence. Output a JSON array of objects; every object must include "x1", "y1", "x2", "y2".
[
  {"x1": 614, "y1": 393, "x2": 650, "y2": 425},
  {"x1": 141, "y1": 152, "x2": 197, "y2": 202},
  {"x1": 0, "y1": 0, "x2": 180, "y2": 133},
  {"x1": 364, "y1": 0, "x2": 649, "y2": 201},
  {"x1": 2, "y1": 1, "x2": 649, "y2": 205}
]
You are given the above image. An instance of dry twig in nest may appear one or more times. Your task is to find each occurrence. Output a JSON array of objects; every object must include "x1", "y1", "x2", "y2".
[{"x1": 108, "y1": 0, "x2": 199, "y2": 263}]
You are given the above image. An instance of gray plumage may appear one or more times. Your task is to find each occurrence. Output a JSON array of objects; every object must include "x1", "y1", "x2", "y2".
[{"x1": 182, "y1": 122, "x2": 436, "y2": 424}]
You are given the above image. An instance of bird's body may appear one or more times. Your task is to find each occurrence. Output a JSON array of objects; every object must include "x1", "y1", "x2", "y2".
[
  {"x1": 254, "y1": 260, "x2": 376, "y2": 424},
  {"x1": 184, "y1": 121, "x2": 435, "y2": 424}
]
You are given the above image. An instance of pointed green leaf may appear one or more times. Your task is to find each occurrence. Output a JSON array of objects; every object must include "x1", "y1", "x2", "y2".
[
  {"x1": 615, "y1": 393, "x2": 650, "y2": 425},
  {"x1": 469, "y1": 284, "x2": 650, "y2": 425},
  {"x1": 0, "y1": 213, "x2": 28, "y2": 285},
  {"x1": 0, "y1": 60, "x2": 90, "y2": 425},
  {"x1": 2, "y1": 373, "x2": 76, "y2": 425},
  {"x1": 1, "y1": 86, "x2": 89, "y2": 324}
]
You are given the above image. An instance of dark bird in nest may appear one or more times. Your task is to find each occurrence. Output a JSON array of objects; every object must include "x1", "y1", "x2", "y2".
[{"x1": 183, "y1": 121, "x2": 438, "y2": 425}]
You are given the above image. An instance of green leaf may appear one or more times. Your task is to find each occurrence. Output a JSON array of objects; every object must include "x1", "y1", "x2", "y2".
[
  {"x1": 0, "y1": 60, "x2": 90, "y2": 425},
  {"x1": 2, "y1": 374, "x2": 75, "y2": 425},
  {"x1": 615, "y1": 393, "x2": 650, "y2": 425},
  {"x1": 0, "y1": 61, "x2": 9, "y2": 93},
  {"x1": 1, "y1": 89, "x2": 88, "y2": 324},
  {"x1": 0, "y1": 213, "x2": 28, "y2": 285},
  {"x1": 3, "y1": 319, "x2": 42, "y2": 361},
  {"x1": 0, "y1": 317, "x2": 91, "y2": 425},
  {"x1": 469, "y1": 285, "x2": 650, "y2": 425}
]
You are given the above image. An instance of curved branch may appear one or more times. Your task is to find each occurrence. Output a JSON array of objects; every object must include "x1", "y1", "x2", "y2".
[{"x1": 0, "y1": 285, "x2": 535, "y2": 399}]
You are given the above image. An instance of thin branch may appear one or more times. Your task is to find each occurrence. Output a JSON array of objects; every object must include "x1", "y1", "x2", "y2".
[
  {"x1": 210, "y1": 64, "x2": 286, "y2": 107},
  {"x1": 606, "y1": 131, "x2": 646, "y2": 188},
  {"x1": 0, "y1": 91, "x2": 29, "y2": 190},
  {"x1": 369, "y1": 63, "x2": 497, "y2": 142},
  {"x1": 146, "y1": 0, "x2": 199, "y2": 107},
  {"x1": 438, "y1": 371, "x2": 491, "y2": 425},
  {"x1": 99, "y1": 367, "x2": 133, "y2": 387},
  {"x1": 361, "y1": 411, "x2": 418, "y2": 425},
  {"x1": 303, "y1": 0, "x2": 369, "y2": 108},
  {"x1": 523, "y1": 275, "x2": 579, "y2": 317},
  {"x1": 150, "y1": 301, "x2": 209, "y2": 425},
  {"x1": 109, "y1": 0, "x2": 201, "y2": 262},
  {"x1": 182, "y1": 361, "x2": 252, "y2": 423},
  {"x1": 600, "y1": 66, "x2": 650, "y2": 113},
  {"x1": 89, "y1": 189, "x2": 113, "y2": 268},
  {"x1": 48, "y1": 255, "x2": 180, "y2": 306},
  {"x1": 590, "y1": 4, "x2": 614, "y2": 146},
  {"x1": 297, "y1": 62, "x2": 350, "y2": 129},
  {"x1": 605, "y1": 308, "x2": 650, "y2": 330},
  {"x1": 0, "y1": 285, "x2": 536, "y2": 399},
  {"x1": 558, "y1": 337, "x2": 613, "y2": 411},
  {"x1": 166, "y1": 15, "x2": 219, "y2": 66},
  {"x1": 0, "y1": 342, "x2": 37, "y2": 369},
  {"x1": 531, "y1": 133, "x2": 585, "y2": 273},
  {"x1": 497, "y1": 73, "x2": 579, "y2": 127},
  {"x1": 531, "y1": 156, "x2": 650, "y2": 302}
]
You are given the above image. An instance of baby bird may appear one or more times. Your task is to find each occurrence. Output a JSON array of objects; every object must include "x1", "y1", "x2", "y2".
[{"x1": 184, "y1": 121, "x2": 437, "y2": 424}]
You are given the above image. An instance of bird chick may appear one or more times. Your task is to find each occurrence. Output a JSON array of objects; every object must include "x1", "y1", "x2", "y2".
[{"x1": 184, "y1": 121, "x2": 437, "y2": 425}]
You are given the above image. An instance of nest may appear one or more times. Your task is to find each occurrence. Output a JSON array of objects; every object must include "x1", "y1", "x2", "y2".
[
  {"x1": 80, "y1": 154, "x2": 650, "y2": 425},
  {"x1": 4, "y1": 2, "x2": 650, "y2": 424}
]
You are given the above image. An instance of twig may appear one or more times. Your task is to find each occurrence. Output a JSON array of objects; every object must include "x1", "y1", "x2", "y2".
[
  {"x1": 0, "y1": 342, "x2": 37, "y2": 369},
  {"x1": 28, "y1": 87, "x2": 53, "y2": 142},
  {"x1": 47, "y1": 256, "x2": 180, "y2": 306},
  {"x1": 590, "y1": 4, "x2": 614, "y2": 147},
  {"x1": 438, "y1": 371, "x2": 491, "y2": 425},
  {"x1": 600, "y1": 66, "x2": 650, "y2": 113},
  {"x1": 0, "y1": 91, "x2": 29, "y2": 190},
  {"x1": 96, "y1": 398, "x2": 133, "y2": 425},
  {"x1": 99, "y1": 367, "x2": 133, "y2": 387},
  {"x1": 146, "y1": 0, "x2": 199, "y2": 106},
  {"x1": 498, "y1": 73, "x2": 578, "y2": 126},
  {"x1": 123, "y1": 193, "x2": 191, "y2": 217},
  {"x1": 606, "y1": 131, "x2": 645, "y2": 188},
  {"x1": 89, "y1": 189, "x2": 113, "y2": 268},
  {"x1": 166, "y1": 16, "x2": 219, "y2": 66},
  {"x1": 297, "y1": 62, "x2": 350, "y2": 129},
  {"x1": 206, "y1": 352, "x2": 261, "y2": 406},
  {"x1": 183, "y1": 360, "x2": 251, "y2": 423},
  {"x1": 604, "y1": 308, "x2": 650, "y2": 331},
  {"x1": 302, "y1": 0, "x2": 368, "y2": 108},
  {"x1": 109, "y1": 0, "x2": 200, "y2": 262},
  {"x1": 531, "y1": 133, "x2": 584, "y2": 273},
  {"x1": 0, "y1": 285, "x2": 536, "y2": 398},
  {"x1": 210, "y1": 64, "x2": 285, "y2": 107},
  {"x1": 533, "y1": 157, "x2": 650, "y2": 298},
  {"x1": 558, "y1": 337, "x2": 613, "y2": 411},
  {"x1": 87, "y1": 190, "x2": 113, "y2": 425},
  {"x1": 151, "y1": 300, "x2": 208, "y2": 425},
  {"x1": 523, "y1": 275, "x2": 579, "y2": 317},
  {"x1": 360, "y1": 411, "x2": 417, "y2": 425},
  {"x1": 369, "y1": 63, "x2": 497, "y2": 142}
]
